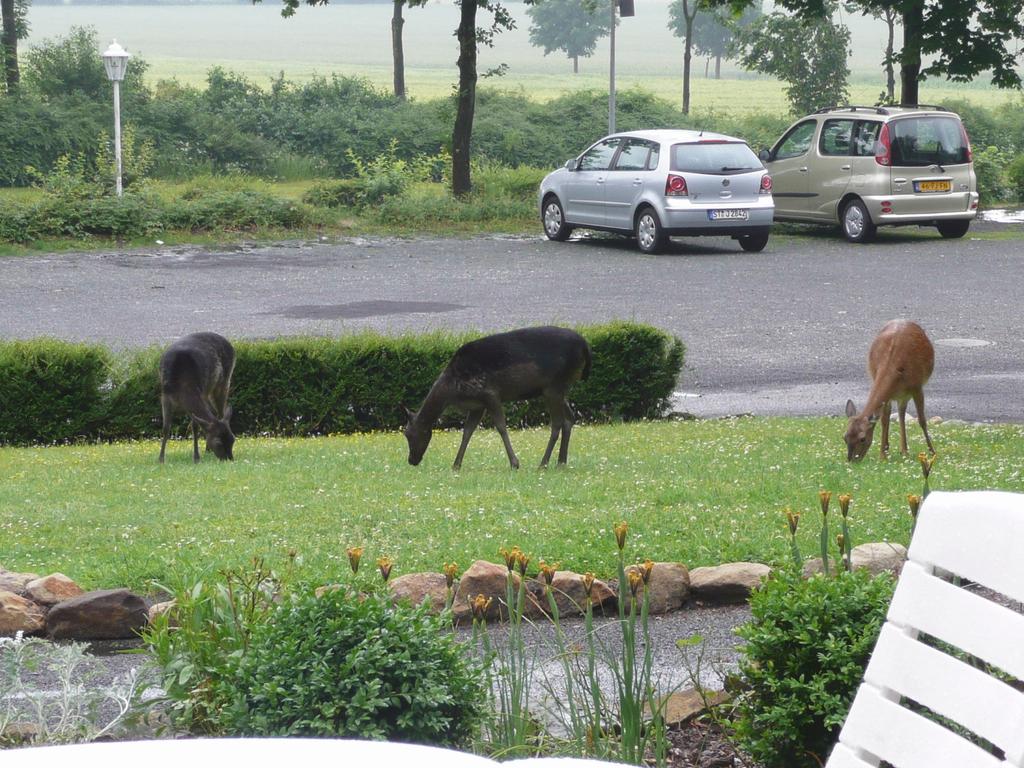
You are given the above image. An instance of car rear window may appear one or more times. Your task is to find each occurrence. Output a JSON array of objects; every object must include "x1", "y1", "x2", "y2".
[
  {"x1": 671, "y1": 142, "x2": 762, "y2": 174},
  {"x1": 891, "y1": 117, "x2": 969, "y2": 166}
]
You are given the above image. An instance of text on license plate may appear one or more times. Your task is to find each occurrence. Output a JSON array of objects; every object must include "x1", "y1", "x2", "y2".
[
  {"x1": 915, "y1": 180, "x2": 952, "y2": 193},
  {"x1": 707, "y1": 209, "x2": 749, "y2": 221}
]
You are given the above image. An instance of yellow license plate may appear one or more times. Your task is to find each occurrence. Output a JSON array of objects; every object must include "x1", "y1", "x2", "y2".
[{"x1": 915, "y1": 180, "x2": 952, "y2": 193}]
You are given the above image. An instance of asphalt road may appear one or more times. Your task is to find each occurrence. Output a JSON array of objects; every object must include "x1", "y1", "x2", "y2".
[{"x1": 2, "y1": 219, "x2": 1023, "y2": 422}]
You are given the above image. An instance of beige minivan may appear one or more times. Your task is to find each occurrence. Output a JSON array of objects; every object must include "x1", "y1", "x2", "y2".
[{"x1": 760, "y1": 105, "x2": 978, "y2": 243}]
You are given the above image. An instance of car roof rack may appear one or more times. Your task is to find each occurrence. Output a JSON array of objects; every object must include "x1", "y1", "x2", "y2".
[
  {"x1": 814, "y1": 105, "x2": 892, "y2": 115},
  {"x1": 894, "y1": 103, "x2": 949, "y2": 111}
]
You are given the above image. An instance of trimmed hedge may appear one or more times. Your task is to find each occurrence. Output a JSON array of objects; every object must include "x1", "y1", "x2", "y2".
[{"x1": 0, "y1": 322, "x2": 684, "y2": 446}]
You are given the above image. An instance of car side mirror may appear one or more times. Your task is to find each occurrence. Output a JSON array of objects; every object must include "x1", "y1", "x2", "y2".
[
  {"x1": 758, "y1": 148, "x2": 771, "y2": 162},
  {"x1": 565, "y1": 159, "x2": 578, "y2": 171}
]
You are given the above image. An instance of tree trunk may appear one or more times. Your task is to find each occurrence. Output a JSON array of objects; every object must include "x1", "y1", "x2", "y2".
[
  {"x1": 573, "y1": 54, "x2": 578, "y2": 74},
  {"x1": 900, "y1": 1, "x2": 923, "y2": 106},
  {"x1": 715, "y1": 54, "x2": 721, "y2": 80},
  {"x1": 452, "y1": 0, "x2": 477, "y2": 197},
  {"x1": 884, "y1": 9, "x2": 896, "y2": 103},
  {"x1": 391, "y1": 0, "x2": 406, "y2": 100},
  {"x1": 682, "y1": 15, "x2": 693, "y2": 114},
  {"x1": 1, "y1": 0, "x2": 19, "y2": 94},
  {"x1": 704, "y1": 57, "x2": 710, "y2": 78}
]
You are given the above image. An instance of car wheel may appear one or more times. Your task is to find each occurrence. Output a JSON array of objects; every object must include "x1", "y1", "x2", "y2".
[
  {"x1": 738, "y1": 232, "x2": 769, "y2": 252},
  {"x1": 542, "y1": 196, "x2": 573, "y2": 241},
  {"x1": 937, "y1": 220, "x2": 970, "y2": 239},
  {"x1": 635, "y1": 207, "x2": 667, "y2": 254},
  {"x1": 841, "y1": 199, "x2": 877, "y2": 243}
]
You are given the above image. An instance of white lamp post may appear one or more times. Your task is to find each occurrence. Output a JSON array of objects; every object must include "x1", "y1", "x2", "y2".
[{"x1": 102, "y1": 40, "x2": 131, "y2": 197}]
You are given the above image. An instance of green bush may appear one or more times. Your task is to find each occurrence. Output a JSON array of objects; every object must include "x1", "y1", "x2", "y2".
[
  {"x1": 732, "y1": 567, "x2": 894, "y2": 768},
  {"x1": 302, "y1": 179, "x2": 364, "y2": 208},
  {"x1": 0, "y1": 323, "x2": 683, "y2": 445},
  {"x1": 0, "y1": 339, "x2": 110, "y2": 444},
  {"x1": 1007, "y1": 153, "x2": 1024, "y2": 202},
  {"x1": 222, "y1": 589, "x2": 486, "y2": 744},
  {"x1": 973, "y1": 145, "x2": 1014, "y2": 204}
]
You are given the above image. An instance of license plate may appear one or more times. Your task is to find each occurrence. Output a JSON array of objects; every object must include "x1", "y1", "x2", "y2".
[
  {"x1": 707, "y1": 209, "x2": 749, "y2": 221},
  {"x1": 915, "y1": 180, "x2": 952, "y2": 193}
]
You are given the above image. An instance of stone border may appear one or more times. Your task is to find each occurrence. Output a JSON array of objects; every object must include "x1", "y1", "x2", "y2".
[{"x1": 0, "y1": 542, "x2": 905, "y2": 641}]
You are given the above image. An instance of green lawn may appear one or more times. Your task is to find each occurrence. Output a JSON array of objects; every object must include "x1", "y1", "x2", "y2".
[{"x1": 4, "y1": 417, "x2": 1023, "y2": 593}]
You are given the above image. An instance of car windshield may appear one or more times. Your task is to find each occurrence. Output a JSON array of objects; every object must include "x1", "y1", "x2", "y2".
[
  {"x1": 671, "y1": 142, "x2": 762, "y2": 174},
  {"x1": 890, "y1": 117, "x2": 969, "y2": 167}
]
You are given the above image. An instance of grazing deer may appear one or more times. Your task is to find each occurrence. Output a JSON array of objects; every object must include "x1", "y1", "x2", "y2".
[
  {"x1": 403, "y1": 326, "x2": 591, "y2": 470},
  {"x1": 159, "y1": 332, "x2": 236, "y2": 463},
  {"x1": 844, "y1": 319, "x2": 936, "y2": 461}
]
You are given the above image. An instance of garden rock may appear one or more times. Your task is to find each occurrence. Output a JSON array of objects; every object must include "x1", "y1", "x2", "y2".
[
  {"x1": 0, "y1": 570, "x2": 40, "y2": 596},
  {"x1": 624, "y1": 562, "x2": 690, "y2": 614},
  {"x1": 25, "y1": 573, "x2": 84, "y2": 606},
  {"x1": 689, "y1": 562, "x2": 771, "y2": 604},
  {"x1": 46, "y1": 588, "x2": 149, "y2": 640},
  {"x1": 802, "y1": 542, "x2": 908, "y2": 577},
  {"x1": 0, "y1": 590, "x2": 47, "y2": 636},
  {"x1": 452, "y1": 560, "x2": 543, "y2": 623},
  {"x1": 526, "y1": 570, "x2": 617, "y2": 618},
  {"x1": 389, "y1": 572, "x2": 450, "y2": 613},
  {"x1": 655, "y1": 688, "x2": 731, "y2": 727}
]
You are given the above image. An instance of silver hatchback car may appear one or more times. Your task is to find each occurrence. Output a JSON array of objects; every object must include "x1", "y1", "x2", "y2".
[{"x1": 539, "y1": 129, "x2": 774, "y2": 253}]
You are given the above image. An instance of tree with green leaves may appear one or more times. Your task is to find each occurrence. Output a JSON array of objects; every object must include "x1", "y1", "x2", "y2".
[
  {"x1": 1, "y1": 0, "x2": 29, "y2": 94},
  {"x1": 730, "y1": 6, "x2": 850, "y2": 115},
  {"x1": 259, "y1": 0, "x2": 424, "y2": 101},
  {"x1": 686, "y1": 2, "x2": 760, "y2": 79},
  {"x1": 526, "y1": 0, "x2": 611, "y2": 74},
  {"x1": 773, "y1": 0, "x2": 1024, "y2": 106},
  {"x1": 666, "y1": 0, "x2": 700, "y2": 114},
  {"x1": 844, "y1": 0, "x2": 898, "y2": 103}
]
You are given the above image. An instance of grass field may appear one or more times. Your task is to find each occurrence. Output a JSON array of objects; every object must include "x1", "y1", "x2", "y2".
[
  {"x1": 24, "y1": 4, "x2": 1022, "y2": 112},
  {"x1": 4, "y1": 417, "x2": 1023, "y2": 594}
]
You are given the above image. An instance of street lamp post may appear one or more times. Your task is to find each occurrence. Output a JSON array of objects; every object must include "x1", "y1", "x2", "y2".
[
  {"x1": 608, "y1": 0, "x2": 634, "y2": 135},
  {"x1": 102, "y1": 40, "x2": 131, "y2": 197}
]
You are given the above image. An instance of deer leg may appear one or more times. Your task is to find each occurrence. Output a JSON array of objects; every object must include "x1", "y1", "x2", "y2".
[
  {"x1": 453, "y1": 409, "x2": 484, "y2": 471},
  {"x1": 898, "y1": 400, "x2": 909, "y2": 456},
  {"x1": 159, "y1": 396, "x2": 172, "y2": 464},
  {"x1": 540, "y1": 396, "x2": 563, "y2": 468},
  {"x1": 879, "y1": 402, "x2": 891, "y2": 459},
  {"x1": 557, "y1": 398, "x2": 575, "y2": 465},
  {"x1": 485, "y1": 399, "x2": 519, "y2": 470},
  {"x1": 191, "y1": 416, "x2": 201, "y2": 463},
  {"x1": 913, "y1": 391, "x2": 935, "y2": 454}
]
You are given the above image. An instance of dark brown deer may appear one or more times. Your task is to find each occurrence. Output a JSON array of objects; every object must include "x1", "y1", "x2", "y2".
[
  {"x1": 159, "y1": 332, "x2": 236, "y2": 463},
  {"x1": 403, "y1": 326, "x2": 591, "y2": 470},
  {"x1": 844, "y1": 319, "x2": 936, "y2": 461}
]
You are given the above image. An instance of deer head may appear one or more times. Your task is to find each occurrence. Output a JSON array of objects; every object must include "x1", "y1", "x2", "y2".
[
  {"x1": 402, "y1": 405, "x2": 432, "y2": 466},
  {"x1": 200, "y1": 406, "x2": 235, "y2": 461},
  {"x1": 844, "y1": 399, "x2": 877, "y2": 462}
]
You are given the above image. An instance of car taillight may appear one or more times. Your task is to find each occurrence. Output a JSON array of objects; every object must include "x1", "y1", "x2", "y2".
[
  {"x1": 875, "y1": 123, "x2": 891, "y2": 166},
  {"x1": 760, "y1": 174, "x2": 772, "y2": 195},
  {"x1": 665, "y1": 174, "x2": 688, "y2": 196},
  {"x1": 960, "y1": 122, "x2": 973, "y2": 162}
]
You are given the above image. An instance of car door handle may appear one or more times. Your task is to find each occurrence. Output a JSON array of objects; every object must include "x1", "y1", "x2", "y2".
[
  {"x1": 799, "y1": 167, "x2": 808, "y2": 172},
  {"x1": 632, "y1": 178, "x2": 643, "y2": 186},
  {"x1": 894, "y1": 178, "x2": 907, "y2": 183},
  {"x1": 596, "y1": 177, "x2": 606, "y2": 184},
  {"x1": 840, "y1": 165, "x2": 851, "y2": 171}
]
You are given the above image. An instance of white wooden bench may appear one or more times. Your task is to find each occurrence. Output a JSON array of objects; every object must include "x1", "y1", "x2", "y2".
[{"x1": 826, "y1": 490, "x2": 1024, "y2": 768}]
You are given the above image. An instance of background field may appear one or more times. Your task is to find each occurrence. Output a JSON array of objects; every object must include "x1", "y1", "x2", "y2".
[
  {"x1": 24, "y1": 3, "x2": 1021, "y2": 113},
  {"x1": 4, "y1": 417, "x2": 1024, "y2": 593}
]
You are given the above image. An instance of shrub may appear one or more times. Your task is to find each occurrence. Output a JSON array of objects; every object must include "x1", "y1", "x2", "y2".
[
  {"x1": 0, "y1": 339, "x2": 110, "y2": 444},
  {"x1": 1008, "y1": 153, "x2": 1024, "y2": 202},
  {"x1": 973, "y1": 145, "x2": 1014, "y2": 204},
  {"x1": 0, "y1": 323, "x2": 684, "y2": 444},
  {"x1": 732, "y1": 567, "x2": 894, "y2": 768},
  {"x1": 302, "y1": 178, "x2": 364, "y2": 208},
  {"x1": 222, "y1": 589, "x2": 486, "y2": 745}
]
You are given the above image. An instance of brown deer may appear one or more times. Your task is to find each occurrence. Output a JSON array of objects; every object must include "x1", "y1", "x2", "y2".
[
  {"x1": 844, "y1": 319, "x2": 936, "y2": 461},
  {"x1": 403, "y1": 326, "x2": 591, "y2": 470},
  {"x1": 159, "y1": 332, "x2": 236, "y2": 463}
]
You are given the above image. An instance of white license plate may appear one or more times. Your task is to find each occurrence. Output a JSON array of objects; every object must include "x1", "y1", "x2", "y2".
[{"x1": 708, "y1": 209, "x2": 749, "y2": 221}]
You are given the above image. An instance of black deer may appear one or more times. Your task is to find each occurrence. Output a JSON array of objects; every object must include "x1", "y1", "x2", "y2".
[
  {"x1": 403, "y1": 326, "x2": 591, "y2": 469},
  {"x1": 159, "y1": 332, "x2": 236, "y2": 463}
]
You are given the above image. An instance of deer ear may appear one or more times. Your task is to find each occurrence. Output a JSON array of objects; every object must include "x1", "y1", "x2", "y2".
[
  {"x1": 401, "y1": 404, "x2": 415, "y2": 423},
  {"x1": 845, "y1": 399, "x2": 857, "y2": 418}
]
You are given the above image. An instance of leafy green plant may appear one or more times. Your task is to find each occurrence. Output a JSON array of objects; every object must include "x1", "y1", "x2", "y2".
[
  {"x1": 142, "y1": 559, "x2": 280, "y2": 734},
  {"x1": 973, "y1": 145, "x2": 1014, "y2": 203},
  {"x1": 222, "y1": 588, "x2": 486, "y2": 745},
  {"x1": 1007, "y1": 152, "x2": 1024, "y2": 202},
  {"x1": 732, "y1": 567, "x2": 894, "y2": 768}
]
